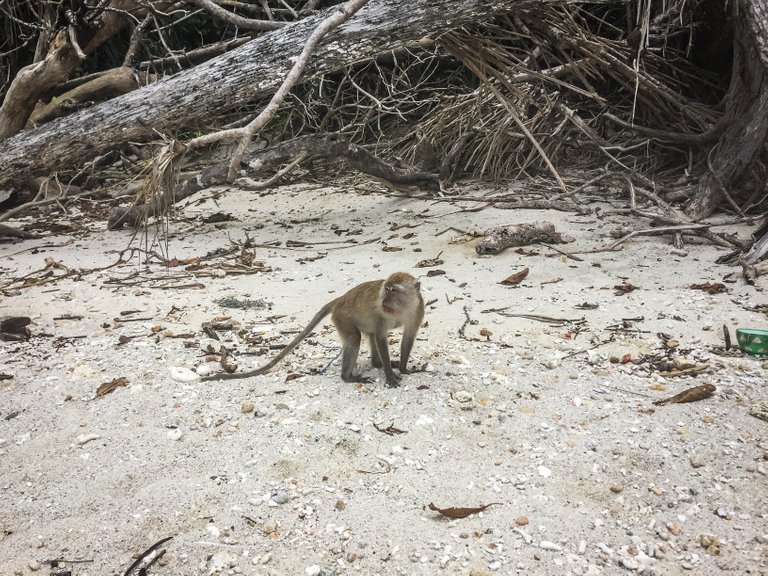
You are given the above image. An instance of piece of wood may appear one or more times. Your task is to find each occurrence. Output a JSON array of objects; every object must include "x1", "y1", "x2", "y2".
[
  {"x1": 476, "y1": 221, "x2": 572, "y2": 255},
  {"x1": 0, "y1": 0, "x2": 521, "y2": 189}
]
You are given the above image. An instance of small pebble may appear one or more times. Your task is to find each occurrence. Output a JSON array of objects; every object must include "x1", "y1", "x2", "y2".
[
  {"x1": 539, "y1": 540, "x2": 562, "y2": 551},
  {"x1": 262, "y1": 520, "x2": 278, "y2": 535},
  {"x1": 305, "y1": 565, "x2": 321, "y2": 576},
  {"x1": 169, "y1": 366, "x2": 198, "y2": 382},
  {"x1": 28, "y1": 559, "x2": 40, "y2": 571},
  {"x1": 619, "y1": 557, "x2": 639, "y2": 570},
  {"x1": 241, "y1": 402, "x2": 254, "y2": 413},
  {"x1": 76, "y1": 433, "x2": 101, "y2": 446},
  {"x1": 666, "y1": 522, "x2": 682, "y2": 535},
  {"x1": 515, "y1": 516, "x2": 529, "y2": 526},
  {"x1": 610, "y1": 484, "x2": 623, "y2": 493},
  {"x1": 690, "y1": 454, "x2": 704, "y2": 468},
  {"x1": 454, "y1": 390, "x2": 473, "y2": 403},
  {"x1": 271, "y1": 491, "x2": 290, "y2": 504}
]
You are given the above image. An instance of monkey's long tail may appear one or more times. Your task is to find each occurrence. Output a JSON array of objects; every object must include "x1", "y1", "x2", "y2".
[{"x1": 201, "y1": 302, "x2": 334, "y2": 381}]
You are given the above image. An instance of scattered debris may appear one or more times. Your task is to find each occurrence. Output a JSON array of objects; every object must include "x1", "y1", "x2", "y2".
[
  {"x1": 428, "y1": 502, "x2": 503, "y2": 519},
  {"x1": 416, "y1": 254, "x2": 444, "y2": 268},
  {"x1": 689, "y1": 282, "x2": 727, "y2": 294},
  {"x1": 121, "y1": 536, "x2": 173, "y2": 576},
  {"x1": 500, "y1": 268, "x2": 529, "y2": 285},
  {"x1": 476, "y1": 221, "x2": 572, "y2": 255},
  {"x1": 374, "y1": 423, "x2": 407, "y2": 435},
  {"x1": 653, "y1": 384, "x2": 717, "y2": 406},
  {"x1": 0, "y1": 316, "x2": 31, "y2": 341},
  {"x1": 95, "y1": 377, "x2": 129, "y2": 398},
  {"x1": 614, "y1": 282, "x2": 638, "y2": 295}
]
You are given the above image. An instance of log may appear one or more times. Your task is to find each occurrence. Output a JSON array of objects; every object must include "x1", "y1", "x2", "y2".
[
  {"x1": 0, "y1": 0, "x2": 520, "y2": 189},
  {"x1": 476, "y1": 221, "x2": 573, "y2": 255}
]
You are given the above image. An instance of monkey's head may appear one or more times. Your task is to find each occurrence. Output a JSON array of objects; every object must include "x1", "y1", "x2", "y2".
[{"x1": 380, "y1": 272, "x2": 421, "y2": 315}]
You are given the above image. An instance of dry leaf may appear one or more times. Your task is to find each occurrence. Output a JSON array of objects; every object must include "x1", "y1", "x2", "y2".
[
  {"x1": 428, "y1": 502, "x2": 502, "y2": 519},
  {"x1": 614, "y1": 282, "x2": 638, "y2": 295},
  {"x1": 96, "y1": 376, "x2": 129, "y2": 397},
  {"x1": 416, "y1": 257, "x2": 445, "y2": 268},
  {"x1": 653, "y1": 384, "x2": 716, "y2": 406},
  {"x1": 689, "y1": 282, "x2": 727, "y2": 294},
  {"x1": 501, "y1": 268, "x2": 529, "y2": 285}
]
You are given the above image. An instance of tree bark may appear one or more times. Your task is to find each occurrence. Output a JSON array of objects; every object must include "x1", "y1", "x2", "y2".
[
  {"x1": 0, "y1": 0, "x2": 519, "y2": 190},
  {"x1": 686, "y1": 0, "x2": 768, "y2": 221},
  {"x1": 0, "y1": 0, "x2": 149, "y2": 140}
]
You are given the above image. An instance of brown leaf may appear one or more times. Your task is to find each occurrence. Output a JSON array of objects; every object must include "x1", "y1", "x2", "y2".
[
  {"x1": 428, "y1": 502, "x2": 502, "y2": 519},
  {"x1": 382, "y1": 246, "x2": 404, "y2": 252},
  {"x1": 416, "y1": 258, "x2": 445, "y2": 268},
  {"x1": 689, "y1": 282, "x2": 727, "y2": 294},
  {"x1": 96, "y1": 376, "x2": 129, "y2": 397},
  {"x1": 426, "y1": 269, "x2": 445, "y2": 277},
  {"x1": 652, "y1": 384, "x2": 716, "y2": 406},
  {"x1": 501, "y1": 268, "x2": 529, "y2": 285},
  {"x1": 374, "y1": 423, "x2": 407, "y2": 435},
  {"x1": 614, "y1": 282, "x2": 638, "y2": 295}
]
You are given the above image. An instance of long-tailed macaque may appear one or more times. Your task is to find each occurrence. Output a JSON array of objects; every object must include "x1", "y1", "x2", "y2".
[{"x1": 202, "y1": 272, "x2": 424, "y2": 386}]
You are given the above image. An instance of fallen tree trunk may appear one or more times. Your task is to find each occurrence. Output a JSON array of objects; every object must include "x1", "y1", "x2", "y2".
[{"x1": 0, "y1": 0, "x2": 520, "y2": 190}]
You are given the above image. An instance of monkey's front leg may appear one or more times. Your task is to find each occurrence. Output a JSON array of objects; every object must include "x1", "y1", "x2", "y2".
[{"x1": 374, "y1": 331, "x2": 401, "y2": 387}]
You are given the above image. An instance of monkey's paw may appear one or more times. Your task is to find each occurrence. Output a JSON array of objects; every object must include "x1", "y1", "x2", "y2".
[{"x1": 385, "y1": 372, "x2": 402, "y2": 388}]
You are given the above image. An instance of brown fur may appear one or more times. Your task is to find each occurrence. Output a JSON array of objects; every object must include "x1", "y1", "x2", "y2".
[{"x1": 202, "y1": 272, "x2": 424, "y2": 386}]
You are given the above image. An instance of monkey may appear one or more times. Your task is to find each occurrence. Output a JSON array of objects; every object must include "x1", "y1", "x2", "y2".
[{"x1": 202, "y1": 272, "x2": 424, "y2": 387}]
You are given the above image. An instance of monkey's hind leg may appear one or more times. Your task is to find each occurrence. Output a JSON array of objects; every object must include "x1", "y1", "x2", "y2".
[{"x1": 338, "y1": 327, "x2": 373, "y2": 384}]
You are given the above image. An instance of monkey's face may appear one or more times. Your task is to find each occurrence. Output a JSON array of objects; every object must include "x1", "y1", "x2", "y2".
[{"x1": 381, "y1": 276, "x2": 420, "y2": 316}]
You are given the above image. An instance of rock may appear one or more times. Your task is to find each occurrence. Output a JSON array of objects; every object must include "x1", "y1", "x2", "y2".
[
  {"x1": 208, "y1": 551, "x2": 238, "y2": 574},
  {"x1": 305, "y1": 565, "x2": 322, "y2": 576},
  {"x1": 241, "y1": 402, "x2": 254, "y2": 413},
  {"x1": 666, "y1": 522, "x2": 682, "y2": 535},
  {"x1": 196, "y1": 364, "x2": 212, "y2": 376},
  {"x1": 169, "y1": 366, "x2": 199, "y2": 382},
  {"x1": 75, "y1": 433, "x2": 101, "y2": 446},
  {"x1": 690, "y1": 454, "x2": 704, "y2": 468},
  {"x1": 262, "y1": 521, "x2": 278, "y2": 535},
  {"x1": 271, "y1": 491, "x2": 290, "y2": 504}
]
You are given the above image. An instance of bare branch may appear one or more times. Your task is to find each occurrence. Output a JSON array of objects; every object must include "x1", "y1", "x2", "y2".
[{"x1": 188, "y1": 0, "x2": 288, "y2": 31}]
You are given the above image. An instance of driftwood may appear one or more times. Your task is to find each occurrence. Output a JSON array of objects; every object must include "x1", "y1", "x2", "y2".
[
  {"x1": 0, "y1": 317, "x2": 32, "y2": 341},
  {"x1": 0, "y1": 0, "x2": 520, "y2": 190},
  {"x1": 107, "y1": 135, "x2": 439, "y2": 229},
  {"x1": 0, "y1": 223, "x2": 38, "y2": 239},
  {"x1": 743, "y1": 216, "x2": 768, "y2": 265},
  {"x1": 475, "y1": 221, "x2": 573, "y2": 255}
]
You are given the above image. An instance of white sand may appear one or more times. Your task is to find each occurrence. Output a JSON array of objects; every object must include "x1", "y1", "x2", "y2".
[{"x1": 1, "y1": 184, "x2": 766, "y2": 575}]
